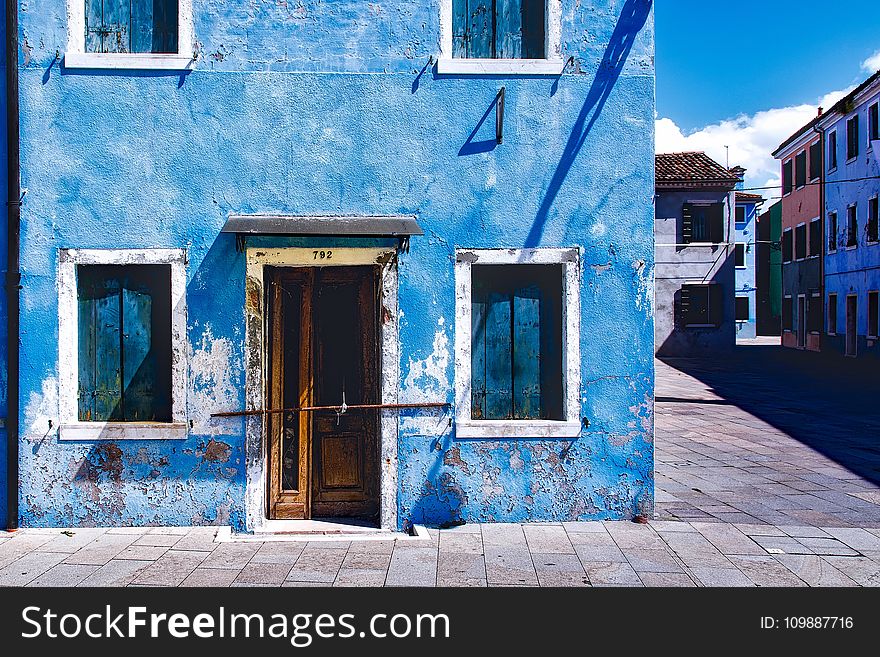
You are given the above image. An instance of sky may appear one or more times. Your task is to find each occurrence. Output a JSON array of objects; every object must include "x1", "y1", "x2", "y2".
[{"x1": 655, "y1": 0, "x2": 880, "y2": 192}]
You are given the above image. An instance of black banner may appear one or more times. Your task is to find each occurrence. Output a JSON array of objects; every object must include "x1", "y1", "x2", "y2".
[{"x1": 0, "y1": 587, "x2": 873, "y2": 653}]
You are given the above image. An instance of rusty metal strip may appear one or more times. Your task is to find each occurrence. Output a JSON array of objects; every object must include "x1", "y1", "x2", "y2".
[{"x1": 211, "y1": 402, "x2": 449, "y2": 418}]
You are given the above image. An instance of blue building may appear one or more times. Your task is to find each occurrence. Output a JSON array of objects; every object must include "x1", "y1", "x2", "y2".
[
  {"x1": 819, "y1": 71, "x2": 880, "y2": 360},
  {"x1": 732, "y1": 179, "x2": 763, "y2": 340},
  {"x1": 11, "y1": 0, "x2": 655, "y2": 531}
]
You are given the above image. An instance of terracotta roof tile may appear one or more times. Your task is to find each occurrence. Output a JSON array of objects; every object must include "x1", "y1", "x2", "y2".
[{"x1": 655, "y1": 152, "x2": 740, "y2": 186}]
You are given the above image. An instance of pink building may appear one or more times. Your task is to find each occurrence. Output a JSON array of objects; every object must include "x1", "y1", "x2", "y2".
[{"x1": 773, "y1": 113, "x2": 824, "y2": 351}]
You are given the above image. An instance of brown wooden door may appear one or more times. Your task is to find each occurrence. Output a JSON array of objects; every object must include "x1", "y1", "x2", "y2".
[{"x1": 266, "y1": 266, "x2": 380, "y2": 521}]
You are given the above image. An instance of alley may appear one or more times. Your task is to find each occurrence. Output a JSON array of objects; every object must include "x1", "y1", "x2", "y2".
[{"x1": 2, "y1": 343, "x2": 879, "y2": 587}]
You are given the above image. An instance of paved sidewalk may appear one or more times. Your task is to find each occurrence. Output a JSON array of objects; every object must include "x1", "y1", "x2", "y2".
[{"x1": 2, "y1": 347, "x2": 879, "y2": 587}]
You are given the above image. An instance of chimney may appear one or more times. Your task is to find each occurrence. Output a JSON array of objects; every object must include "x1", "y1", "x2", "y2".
[
  {"x1": 729, "y1": 165, "x2": 746, "y2": 191},
  {"x1": 818, "y1": 106, "x2": 824, "y2": 116}
]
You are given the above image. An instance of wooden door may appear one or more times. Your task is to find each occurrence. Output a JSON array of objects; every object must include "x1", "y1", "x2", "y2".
[
  {"x1": 266, "y1": 266, "x2": 380, "y2": 521},
  {"x1": 846, "y1": 295, "x2": 857, "y2": 357}
]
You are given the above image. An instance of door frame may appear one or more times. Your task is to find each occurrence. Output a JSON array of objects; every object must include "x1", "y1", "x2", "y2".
[
  {"x1": 243, "y1": 247, "x2": 399, "y2": 532},
  {"x1": 796, "y1": 294, "x2": 806, "y2": 348}
]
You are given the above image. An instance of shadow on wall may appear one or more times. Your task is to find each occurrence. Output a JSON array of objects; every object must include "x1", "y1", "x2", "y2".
[
  {"x1": 525, "y1": 0, "x2": 653, "y2": 248},
  {"x1": 659, "y1": 345, "x2": 880, "y2": 486}
]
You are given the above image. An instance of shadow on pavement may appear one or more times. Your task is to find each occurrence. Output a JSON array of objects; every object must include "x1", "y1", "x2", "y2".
[{"x1": 659, "y1": 344, "x2": 880, "y2": 486}]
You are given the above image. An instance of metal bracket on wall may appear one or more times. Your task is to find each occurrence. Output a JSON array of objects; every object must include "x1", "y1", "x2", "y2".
[{"x1": 496, "y1": 87, "x2": 505, "y2": 144}]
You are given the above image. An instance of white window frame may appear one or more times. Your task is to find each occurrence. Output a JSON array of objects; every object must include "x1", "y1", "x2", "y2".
[
  {"x1": 65, "y1": 0, "x2": 195, "y2": 70},
  {"x1": 437, "y1": 0, "x2": 564, "y2": 75},
  {"x1": 454, "y1": 247, "x2": 581, "y2": 438},
  {"x1": 58, "y1": 248, "x2": 188, "y2": 440}
]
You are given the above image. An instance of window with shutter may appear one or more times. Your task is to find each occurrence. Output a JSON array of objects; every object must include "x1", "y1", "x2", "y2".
[
  {"x1": 795, "y1": 223, "x2": 807, "y2": 260},
  {"x1": 734, "y1": 243, "x2": 745, "y2": 268},
  {"x1": 828, "y1": 131, "x2": 838, "y2": 170},
  {"x1": 77, "y1": 265, "x2": 172, "y2": 422},
  {"x1": 735, "y1": 297, "x2": 749, "y2": 321},
  {"x1": 85, "y1": 0, "x2": 179, "y2": 54},
  {"x1": 782, "y1": 160, "x2": 793, "y2": 195},
  {"x1": 452, "y1": 0, "x2": 545, "y2": 60},
  {"x1": 708, "y1": 203, "x2": 725, "y2": 243},
  {"x1": 680, "y1": 284, "x2": 717, "y2": 327},
  {"x1": 471, "y1": 264, "x2": 563, "y2": 421},
  {"x1": 868, "y1": 197, "x2": 879, "y2": 243},
  {"x1": 847, "y1": 115, "x2": 860, "y2": 160},
  {"x1": 809, "y1": 141, "x2": 821, "y2": 181},
  {"x1": 828, "y1": 212, "x2": 838, "y2": 252},
  {"x1": 809, "y1": 218, "x2": 821, "y2": 256},
  {"x1": 870, "y1": 103, "x2": 879, "y2": 143},
  {"x1": 847, "y1": 205, "x2": 858, "y2": 247},
  {"x1": 795, "y1": 151, "x2": 807, "y2": 188},
  {"x1": 782, "y1": 229, "x2": 793, "y2": 262}
]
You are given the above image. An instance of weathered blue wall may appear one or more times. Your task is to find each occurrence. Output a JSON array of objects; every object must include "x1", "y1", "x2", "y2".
[
  {"x1": 0, "y1": 7, "x2": 8, "y2": 528},
  {"x1": 735, "y1": 199, "x2": 758, "y2": 339},
  {"x1": 824, "y1": 80, "x2": 880, "y2": 360},
  {"x1": 16, "y1": 0, "x2": 654, "y2": 528}
]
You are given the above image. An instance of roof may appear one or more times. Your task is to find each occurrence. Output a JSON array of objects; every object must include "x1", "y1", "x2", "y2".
[
  {"x1": 655, "y1": 152, "x2": 740, "y2": 189},
  {"x1": 736, "y1": 191, "x2": 764, "y2": 204},
  {"x1": 775, "y1": 70, "x2": 880, "y2": 156},
  {"x1": 772, "y1": 115, "x2": 822, "y2": 158}
]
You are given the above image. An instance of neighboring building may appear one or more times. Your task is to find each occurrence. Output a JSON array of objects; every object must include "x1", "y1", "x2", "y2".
[
  {"x1": 818, "y1": 71, "x2": 880, "y2": 360},
  {"x1": 10, "y1": 1, "x2": 656, "y2": 530},
  {"x1": 733, "y1": 181, "x2": 764, "y2": 339},
  {"x1": 655, "y1": 152, "x2": 738, "y2": 356},
  {"x1": 756, "y1": 200, "x2": 783, "y2": 336},
  {"x1": 772, "y1": 114, "x2": 824, "y2": 351}
]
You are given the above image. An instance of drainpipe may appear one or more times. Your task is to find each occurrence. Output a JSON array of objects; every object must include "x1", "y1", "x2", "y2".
[
  {"x1": 6, "y1": 0, "x2": 20, "y2": 530},
  {"x1": 812, "y1": 111, "x2": 825, "y2": 355}
]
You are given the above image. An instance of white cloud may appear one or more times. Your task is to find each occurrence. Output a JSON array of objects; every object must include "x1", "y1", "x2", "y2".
[
  {"x1": 862, "y1": 50, "x2": 880, "y2": 73},
  {"x1": 656, "y1": 89, "x2": 851, "y2": 194}
]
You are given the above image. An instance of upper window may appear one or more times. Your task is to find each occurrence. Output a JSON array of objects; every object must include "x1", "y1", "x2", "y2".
[
  {"x1": 847, "y1": 205, "x2": 858, "y2": 248},
  {"x1": 809, "y1": 218, "x2": 821, "y2": 257},
  {"x1": 868, "y1": 197, "x2": 879, "y2": 244},
  {"x1": 85, "y1": 0, "x2": 178, "y2": 54},
  {"x1": 454, "y1": 248, "x2": 581, "y2": 439},
  {"x1": 828, "y1": 131, "x2": 838, "y2": 170},
  {"x1": 847, "y1": 115, "x2": 860, "y2": 160},
  {"x1": 439, "y1": 0, "x2": 562, "y2": 74},
  {"x1": 782, "y1": 228, "x2": 793, "y2": 263},
  {"x1": 809, "y1": 141, "x2": 821, "y2": 181},
  {"x1": 735, "y1": 206, "x2": 746, "y2": 225},
  {"x1": 734, "y1": 243, "x2": 746, "y2": 267},
  {"x1": 67, "y1": 0, "x2": 193, "y2": 69},
  {"x1": 795, "y1": 151, "x2": 807, "y2": 189},
  {"x1": 869, "y1": 102, "x2": 879, "y2": 143},
  {"x1": 782, "y1": 160, "x2": 793, "y2": 195},
  {"x1": 828, "y1": 212, "x2": 838, "y2": 252},
  {"x1": 453, "y1": 0, "x2": 544, "y2": 59},
  {"x1": 795, "y1": 223, "x2": 807, "y2": 260},
  {"x1": 58, "y1": 249, "x2": 188, "y2": 440},
  {"x1": 682, "y1": 203, "x2": 724, "y2": 244}
]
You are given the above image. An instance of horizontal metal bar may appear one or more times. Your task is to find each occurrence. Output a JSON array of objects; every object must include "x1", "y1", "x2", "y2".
[{"x1": 211, "y1": 402, "x2": 450, "y2": 418}]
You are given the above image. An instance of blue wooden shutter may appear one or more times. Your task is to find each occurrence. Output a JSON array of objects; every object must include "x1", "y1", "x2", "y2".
[
  {"x1": 512, "y1": 285, "x2": 541, "y2": 419},
  {"x1": 152, "y1": 0, "x2": 179, "y2": 54},
  {"x1": 78, "y1": 285, "x2": 97, "y2": 421},
  {"x1": 94, "y1": 279, "x2": 123, "y2": 421},
  {"x1": 471, "y1": 296, "x2": 488, "y2": 419},
  {"x1": 496, "y1": 0, "x2": 523, "y2": 59},
  {"x1": 484, "y1": 291, "x2": 513, "y2": 419},
  {"x1": 85, "y1": 0, "x2": 105, "y2": 53},
  {"x1": 102, "y1": 0, "x2": 132, "y2": 53},
  {"x1": 122, "y1": 286, "x2": 155, "y2": 420},
  {"x1": 468, "y1": 1, "x2": 494, "y2": 58},
  {"x1": 452, "y1": 0, "x2": 469, "y2": 58},
  {"x1": 130, "y1": 0, "x2": 155, "y2": 54}
]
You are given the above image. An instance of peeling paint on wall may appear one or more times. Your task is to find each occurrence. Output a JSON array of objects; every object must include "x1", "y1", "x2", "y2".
[{"x1": 189, "y1": 325, "x2": 240, "y2": 436}]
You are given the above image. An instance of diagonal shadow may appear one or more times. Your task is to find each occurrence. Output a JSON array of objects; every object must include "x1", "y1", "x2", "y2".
[
  {"x1": 526, "y1": 0, "x2": 652, "y2": 247},
  {"x1": 659, "y1": 345, "x2": 880, "y2": 487},
  {"x1": 458, "y1": 92, "x2": 502, "y2": 156}
]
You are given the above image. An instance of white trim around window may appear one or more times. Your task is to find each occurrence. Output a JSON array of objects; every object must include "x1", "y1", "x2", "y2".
[
  {"x1": 57, "y1": 248, "x2": 189, "y2": 440},
  {"x1": 453, "y1": 247, "x2": 581, "y2": 439},
  {"x1": 437, "y1": 0, "x2": 564, "y2": 75},
  {"x1": 65, "y1": 0, "x2": 195, "y2": 70}
]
